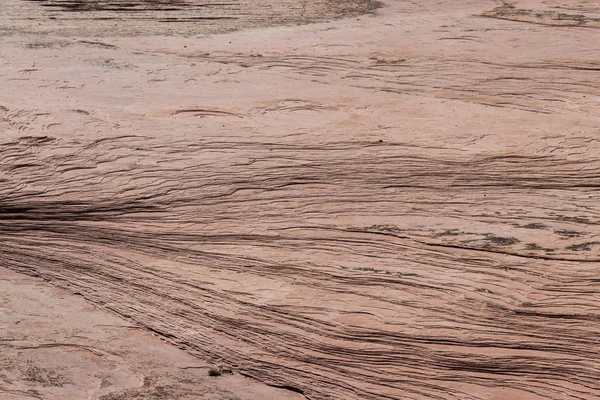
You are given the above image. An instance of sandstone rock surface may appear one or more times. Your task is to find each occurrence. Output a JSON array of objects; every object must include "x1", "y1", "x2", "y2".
[{"x1": 1, "y1": 0, "x2": 599, "y2": 399}]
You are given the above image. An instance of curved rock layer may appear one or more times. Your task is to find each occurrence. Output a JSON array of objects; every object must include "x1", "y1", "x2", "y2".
[
  {"x1": 1, "y1": 0, "x2": 600, "y2": 399},
  {"x1": 0, "y1": 266, "x2": 305, "y2": 400}
]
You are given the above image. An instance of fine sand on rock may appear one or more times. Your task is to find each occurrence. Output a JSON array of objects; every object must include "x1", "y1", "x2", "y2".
[{"x1": 1, "y1": 0, "x2": 600, "y2": 399}]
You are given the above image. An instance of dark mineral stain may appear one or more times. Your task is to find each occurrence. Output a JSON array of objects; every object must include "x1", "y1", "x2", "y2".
[{"x1": 26, "y1": 0, "x2": 203, "y2": 13}]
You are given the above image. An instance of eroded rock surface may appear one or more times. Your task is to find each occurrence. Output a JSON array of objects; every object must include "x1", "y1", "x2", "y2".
[
  {"x1": 1, "y1": 0, "x2": 600, "y2": 399},
  {"x1": 2, "y1": 0, "x2": 380, "y2": 36},
  {"x1": 0, "y1": 267, "x2": 304, "y2": 400}
]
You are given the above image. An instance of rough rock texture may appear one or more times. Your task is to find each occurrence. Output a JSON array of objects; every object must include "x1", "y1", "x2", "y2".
[
  {"x1": 2, "y1": 0, "x2": 380, "y2": 36},
  {"x1": 1, "y1": 0, "x2": 600, "y2": 399},
  {"x1": 0, "y1": 267, "x2": 305, "y2": 399}
]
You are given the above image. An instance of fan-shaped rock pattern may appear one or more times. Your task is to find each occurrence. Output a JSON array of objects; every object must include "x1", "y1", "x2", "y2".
[{"x1": 1, "y1": 0, "x2": 600, "y2": 399}]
